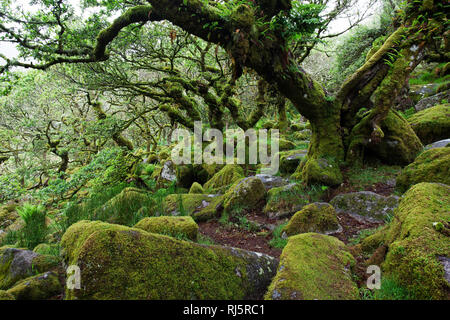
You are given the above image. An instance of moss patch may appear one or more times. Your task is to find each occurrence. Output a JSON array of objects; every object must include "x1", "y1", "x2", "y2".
[
  {"x1": 265, "y1": 233, "x2": 358, "y2": 300},
  {"x1": 347, "y1": 109, "x2": 423, "y2": 165},
  {"x1": 223, "y1": 177, "x2": 266, "y2": 216},
  {"x1": 408, "y1": 104, "x2": 450, "y2": 145},
  {"x1": 6, "y1": 271, "x2": 62, "y2": 300},
  {"x1": 61, "y1": 220, "x2": 277, "y2": 300},
  {"x1": 366, "y1": 183, "x2": 450, "y2": 299},
  {"x1": 203, "y1": 165, "x2": 244, "y2": 194},
  {"x1": 284, "y1": 203, "x2": 340, "y2": 236},
  {"x1": 134, "y1": 216, "x2": 199, "y2": 241},
  {"x1": 94, "y1": 187, "x2": 155, "y2": 225},
  {"x1": 0, "y1": 248, "x2": 60, "y2": 290},
  {"x1": 189, "y1": 182, "x2": 204, "y2": 194},
  {"x1": 0, "y1": 289, "x2": 14, "y2": 300},
  {"x1": 0, "y1": 203, "x2": 19, "y2": 230},
  {"x1": 396, "y1": 147, "x2": 450, "y2": 192},
  {"x1": 278, "y1": 150, "x2": 307, "y2": 174},
  {"x1": 164, "y1": 194, "x2": 224, "y2": 221},
  {"x1": 263, "y1": 184, "x2": 308, "y2": 219}
]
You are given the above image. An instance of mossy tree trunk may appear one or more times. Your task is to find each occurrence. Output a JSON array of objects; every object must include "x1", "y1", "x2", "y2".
[
  {"x1": 139, "y1": 0, "x2": 442, "y2": 185},
  {"x1": 91, "y1": 0, "x2": 447, "y2": 184},
  {"x1": 3, "y1": 0, "x2": 445, "y2": 185},
  {"x1": 334, "y1": 0, "x2": 443, "y2": 166}
]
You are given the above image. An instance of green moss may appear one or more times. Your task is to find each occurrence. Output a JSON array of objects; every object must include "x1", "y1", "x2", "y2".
[
  {"x1": 223, "y1": 177, "x2": 266, "y2": 216},
  {"x1": 277, "y1": 138, "x2": 296, "y2": 151},
  {"x1": 61, "y1": 220, "x2": 277, "y2": 300},
  {"x1": 408, "y1": 104, "x2": 450, "y2": 145},
  {"x1": 284, "y1": 203, "x2": 340, "y2": 236},
  {"x1": 164, "y1": 194, "x2": 224, "y2": 221},
  {"x1": 203, "y1": 164, "x2": 244, "y2": 193},
  {"x1": 299, "y1": 113, "x2": 344, "y2": 186},
  {"x1": 360, "y1": 226, "x2": 388, "y2": 254},
  {"x1": 189, "y1": 182, "x2": 204, "y2": 194},
  {"x1": 134, "y1": 216, "x2": 199, "y2": 241},
  {"x1": 0, "y1": 203, "x2": 18, "y2": 230},
  {"x1": 396, "y1": 147, "x2": 450, "y2": 192},
  {"x1": 94, "y1": 187, "x2": 155, "y2": 225},
  {"x1": 0, "y1": 248, "x2": 60, "y2": 290},
  {"x1": 347, "y1": 109, "x2": 423, "y2": 165},
  {"x1": 263, "y1": 183, "x2": 308, "y2": 219},
  {"x1": 265, "y1": 233, "x2": 359, "y2": 300},
  {"x1": 367, "y1": 183, "x2": 450, "y2": 299},
  {"x1": 6, "y1": 271, "x2": 62, "y2": 300},
  {"x1": 31, "y1": 254, "x2": 61, "y2": 273},
  {"x1": 0, "y1": 289, "x2": 14, "y2": 300},
  {"x1": 292, "y1": 130, "x2": 311, "y2": 141},
  {"x1": 278, "y1": 150, "x2": 307, "y2": 174},
  {"x1": 296, "y1": 156, "x2": 343, "y2": 186},
  {"x1": 230, "y1": 4, "x2": 255, "y2": 30},
  {"x1": 32, "y1": 243, "x2": 59, "y2": 256}
]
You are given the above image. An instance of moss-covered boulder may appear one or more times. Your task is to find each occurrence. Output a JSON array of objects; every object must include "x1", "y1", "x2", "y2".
[
  {"x1": 263, "y1": 184, "x2": 308, "y2": 219},
  {"x1": 0, "y1": 248, "x2": 60, "y2": 290},
  {"x1": 6, "y1": 271, "x2": 62, "y2": 300},
  {"x1": 278, "y1": 150, "x2": 307, "y2": 174},
  {"x1": 348, "y1": 109, "x2": 423, "y2": 165},
  {"x1": 408, "y1": 104, "x2": 450, "y2": 144},
  {"x1": 283, "y1": 203, "x2": 341, "y2": 236},
  {"x1": 292, "y1": 129, "x2": 311, "y2": 141},
  {"x1": 396, "y1": 147, "x2": 450, "y2": 192},
  {"x1": 265, "y1": 233, "x2": 358, "y2": 300},
  {"x1": 176, "y1": 163, "x2": 223, "y2": 189},
  {"x1": 293, "y1": 157, "x2": 343, "y2": 186},
  {"x1": 32, "y1": 243, "x2": 59, "y2": 256},
  {"x1": 277, "y1": 138, "x2": 296, "y2": 151},
  {"x1": 366, "y1": 183, "x2": 450, "y2": 299},
  {"x1": 0, "y1": 289, "x2": 14, "y2": 300},
  {"x1": 330, "y1": 191, "x2": 399, "y2": 223},
  {"x1": 0, "y1": 203, "x2": 18, "y2": 230},
  {"x1": 134, "y1": 216, "x2": 199, "y2": 241},
  {"x1": 254, "y1": 174, "x2": 289, "y2": 191},
  {"x1": 156, "y1": 160, "x2": 177, "y2": 188},
  {"x1": 414, "y1": 91, "x2": 450, "y2": 112},
  {"x1": 203, "y1": 165, "x2": 244, "y2": 193},
  {"x1": 94, "y1": 187, "x2": 155, "y2": 225},
  {"x1": 189, "y1": 182, "x2": 204, "y2": 194},
  {"x1": 164, "y1": 194, "x2": 224, "y2": 221},
  {"x1": 223, "y1": 177, "x2": 266, "y2": 215},
  {"x1": 61, "y1": 220, "x2": 277, "y2": 300},
  {"x1": 290, "y1": 122, "x2": 308, "y2": 131}
]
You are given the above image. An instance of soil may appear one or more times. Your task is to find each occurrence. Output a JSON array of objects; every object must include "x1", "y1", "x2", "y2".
[
  {"x1": 330, "y1": 212, "x2": 383, "y2": 244},
  {"x1": 325, "y1": 180, "x2": 396, "y2": 202},
  {"x1": 198, "y1": 219, "x2": 282, "y2": 258}
]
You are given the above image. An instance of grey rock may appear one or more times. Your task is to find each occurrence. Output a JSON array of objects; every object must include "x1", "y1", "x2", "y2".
[
  {"x1": 279, "y1": 150, "x2": 307, "y2": 174},
  {"x1": 409, "y1": 84, "x2": 440, "y2": 103},
  {"x1": 330, "y1": 191, "x2": 400, "y2": 223},
  {"x1": 255, "y1": 174, "x2": 289, "y2": 191},
  {"x1": 424, "y1": 139, "x2": 450, "y2": 150},
  {"x1": 0, "y1": 248, "x2": 38, "y2": 290},
  {"x1": 415, "y1": 90, "x2": 450, "y2": 112},
  {"x1": 438, "y1": 256, "x2": 450, "y2": 285},
  {"x1": 160, "y1": 160, "x2": 177, "y2": 182}
]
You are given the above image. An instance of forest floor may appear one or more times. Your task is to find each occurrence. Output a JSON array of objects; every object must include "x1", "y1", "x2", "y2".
[{"x1": 198, "y1": 164, "x2": 399, "y2": 259}]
